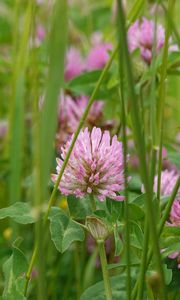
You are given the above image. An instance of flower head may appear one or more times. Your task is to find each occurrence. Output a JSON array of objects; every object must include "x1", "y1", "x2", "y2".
[
  {"x1": 52, "y1": 127, "x2": 125, "y2": 201},
  {"x1": 65, "y1": 47, "x2": 84, "y2": 81},
  {"x1": 128, "y1": 18, "x2": 165, "y2": 64},
  {"x1": 168, "y1": 251, "x2": 180, "y2": 268},
  {"x1": 154, "y1": 170, "x2": 180, "y2": 226},
  {"x1": 0, "y1": 120, "x2": 8, "y2": 140},
  {"x1": 170, "y1": 199, "x2": 180, "y2": 226},
  {"x1": 154, "y1": 170, "x2": 180, "y2": 266},
  {"x1": 56, "y1": 94, "x2": 114, "y2": 150},
  {"x1": 56, "y1": 94, "x2": 105, "y2": 149},
  {"x1": 154, "y1": 170, "x2": 180, "y2": 197},
  {"x1": 86, "y1": 43, "x2": 112, "y2": 71},
  {"x1": 36, "y1": 25, "x2": 46, "y2": 43}
]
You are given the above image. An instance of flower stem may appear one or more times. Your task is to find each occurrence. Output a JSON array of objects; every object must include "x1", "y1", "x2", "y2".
[
  {"x1": 157, "y1": 0, "x2": 175, "y2": 206},
  {"x1": 24, "y1": 244, "x2": 38, "y2": 296},
  {"x1": 117, "y1": 45, "x2": 131, "y2": 300},
  {"x1": 98, "y1": 241, "x2": 112, "y2": 300},
  {"x1": 137, "y1": 218, "x2": 149, "y2": 300},
  {"x1": 89, "y1": 194, "x2": 96, "y2": 212}
]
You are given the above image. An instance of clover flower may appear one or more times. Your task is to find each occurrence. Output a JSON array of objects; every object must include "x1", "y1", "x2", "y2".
[
  {"x1": 0, "y1": 120, "x2": 8, "y2": 140},
  {"x1": 154, "y1": 170, "x2": 180, "y2": 266},
  {"x1": 86, "y1": 43, "x2": 112, "y2": 71},
  {"x1": 128, "y1": 18, "x2": 165, "y2": 64},
  {"x1": 52, "y1": 127, "x2": 125, "y2": 201},
  {"x1": 56, "y1": 94, "x2": 104, "y2": 149},
  {"x1": 168, "y1": 251, "x2": 180, "y2": 268},
  {"x1": 128, "y1": 18, "x2": 177, "y2": 64},
  {"x1": 65, "y1": 47, "x2": 84, "y2": 81},
  {"x1": 56, "y1": 94, "x2": 115, "y2": 150},
  {"x1": 170, "y1": 199, "x2": 180, "y2": 226},
  {"x1": 154, "y1": 170, "x2": 180, "y2": 198},
  {"x1": 36, "y1": 25, "x2": 45, "y2": 43}
]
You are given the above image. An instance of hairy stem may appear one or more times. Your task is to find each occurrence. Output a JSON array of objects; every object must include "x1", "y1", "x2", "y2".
[
  {"x1": 98, "y1": 241, "x2": 112, "y2": 300},
  {"x1": 89, "y1": 194, "x2": 96, "y2": 212}
]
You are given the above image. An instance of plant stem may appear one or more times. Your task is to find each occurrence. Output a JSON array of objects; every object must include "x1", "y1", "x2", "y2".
[
  {"x1": 24, "y1": 244, "x2": 38, "y2": 296},
  {"x1": 117, "y1": 34, "x2": 131, "y2": 300},
  {"x1": 74, "y1": 243, "x2": 81, "y2": 300},
  {"x1": 157, "y1": 0, "x2": 175, "y2": 206},
  {"x1": 89, "y1": 194, "x2": 96, "y2": 212},
  {"x1": 161, "y1": 2, "x2": 180, "y2": 48},
  {"x1": 98, "y1": 241, "x2": 112, "y2": 300},
  {"x1": 137, "y1": 218, "x2": 149, "y2": 300}
]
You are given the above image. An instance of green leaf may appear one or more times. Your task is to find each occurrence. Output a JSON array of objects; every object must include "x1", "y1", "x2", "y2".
[
  {"x1": 168, "y1": 151, "x2": 180, "y2": 169},
  {"x1": 114, "y1": 227, "x2": 123, "y2": 256},
  {"x1": 128, "y1": 203, "x2": 144, "y2": 220},
  {"x1": 67, "y1": 69, "x2": 111, "y2": 97},
  {"x1": 162, "y1": 243, "x2": 180, "y2": 258},
  {"x1": 2, "y1": 244, "x2": 28, "y2": 299},
  {"x1": 2, "y1": 290, "x2": 26, "y2": 300},
  {"x1": 0, "y1": 202, "x2": 35, "y2": 224},
  {"x1": 168, "y1": 51, "x2": 180, "y2": 66},
  {"x1": 130, "y1": 234, "x2": 142, "y2": 250},
  {"x1": 108, "y1": 256, "x2": 140, "y2": 269},
  {"x1": 163, "y1": 264, "x2": 172, "y2": 285},
  {"x1": 67, "y1": 195, "x2": 92, "y2": 220},
  {"x1": 106, "y1": 198, "x2": 124, "y2": 222},
  {"x1": 80, "y1": 275, "x2": 126, "y2": 300},
  {"x1": 162, "y1": 226, "x2": 180, "y2": 237},
  {"x1": 68, "y1": 70, "x2": 102, "y2": 87},
  {"x1": 12, "y1": 246, "x2": 28, "y2": 278},
  {"x1": 48, "y1": 207, "x2": 85, "y2": 253},
  {"x1": 130, "y1": 193, "x2": 146, "y2": 206},
  {"x1": 132, "y1": 222, "x2": 144, "y2": 247}
]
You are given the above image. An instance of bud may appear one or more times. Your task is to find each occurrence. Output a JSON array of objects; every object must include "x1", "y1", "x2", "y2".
[
  {"x1": 86, "y1": 216, "x2": 110, "y2": 242},
  {"x1": 132, "y1": 57, "x2": 147, "y2": 82},
  {"x1": 146, "y1": 271, "x2": 161, "y2": 296}
]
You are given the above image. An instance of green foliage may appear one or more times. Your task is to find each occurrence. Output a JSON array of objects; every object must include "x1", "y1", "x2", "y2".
[
  {"x1": 2, "y1": 242, "x2": 28, "y2": 300},
  {"x1": 67, "y1": 69, "x2": 112, "y2": 99},
  {"x1": 80, "y1": 275, "x2": 126, "y2": 300},
  {"x1": 113, "y1": 227, "x2": 123, "y2": 256},
  {"x1": 168, "y1": 151, "x2": 180, "y2": 169},
  {"x1": 163, "y1": 264, "x2": 173, "y2": 285},
  {"x1": 39, "y1": 0, "x2": 68, "y2": 201},
  {"x1": 67, "y1": 195, "x2": 92, "y2": 220},
  {"x1": 0, "y1": 202, "x2": 35, "y2": 224},
  {"x1": 48, "y1": 207, "x2": 85, "y2": 253},
  {"x1": 128, "y1": 203, "x2": 144, "y2": 220}
]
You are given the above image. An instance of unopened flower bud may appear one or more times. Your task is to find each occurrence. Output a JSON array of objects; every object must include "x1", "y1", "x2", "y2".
[
  {"x1": 86, "y1": 216, "x2": 110, "y2": 242},
  {"x1": 146, "y1": 271, "x2": 161, "y2": 295}
]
